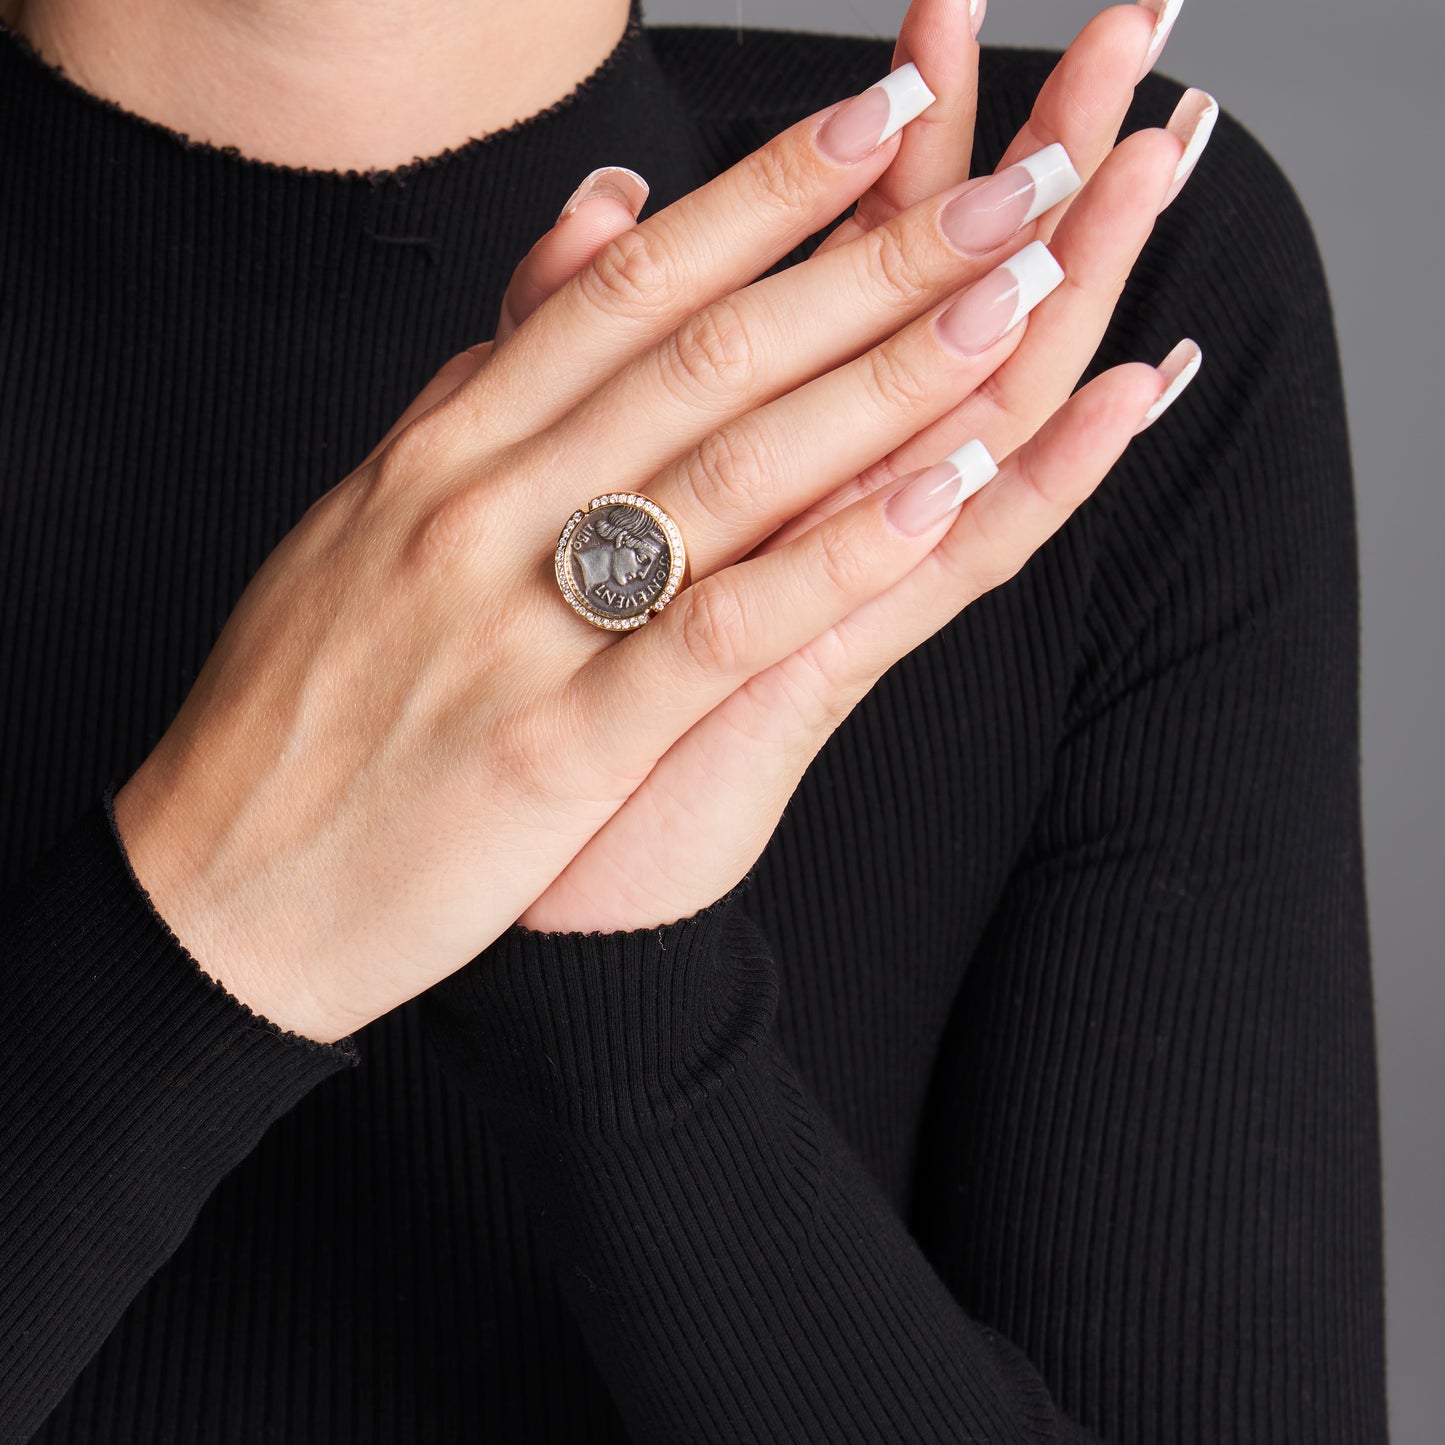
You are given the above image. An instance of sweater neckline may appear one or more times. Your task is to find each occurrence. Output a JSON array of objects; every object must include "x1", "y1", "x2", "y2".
[{"x1": 0, "y1": 0, "x2": 648, "y2": 189}]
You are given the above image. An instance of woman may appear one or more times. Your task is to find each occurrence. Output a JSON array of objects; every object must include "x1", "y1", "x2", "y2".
[{"x1": 0, "y1": 0, "x2": 1388, "y2": 1439}]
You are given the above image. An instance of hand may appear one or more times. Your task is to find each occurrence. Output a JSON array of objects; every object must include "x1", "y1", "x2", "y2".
[
  {"x1": 112, "y1": 0, "x2": 1208, "y2": 1032},
  {"x1": 108, "y1": 56, "x2": 1064, "y2": 1044},
  {"x1": 518, "y1": 2, "x2": 1211, "y2": 932}
]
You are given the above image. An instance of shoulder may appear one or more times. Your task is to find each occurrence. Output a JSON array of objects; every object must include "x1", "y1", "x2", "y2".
[
  {"x1": 1080, "y1": 79, "x2": 1352, "y2": 712},
  {"x1": 1113, "y1": 68, "x2": 1332, "y2": 359}
]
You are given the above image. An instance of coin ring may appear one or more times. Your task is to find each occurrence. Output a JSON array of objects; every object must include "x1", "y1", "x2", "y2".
[{"x1": 554, "y1": 492, "x2": 689, "y2": 632}]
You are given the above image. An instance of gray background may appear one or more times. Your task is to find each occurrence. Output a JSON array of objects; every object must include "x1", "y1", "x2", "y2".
[{"x1": 647, "y1": 2, "x2": 1443, "y2": 1440}]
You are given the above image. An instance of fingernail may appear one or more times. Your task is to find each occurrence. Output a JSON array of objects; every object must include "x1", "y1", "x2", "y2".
[
  {"x1": 558, "y1": 166, "x2": 650, "y2": 222},
  {"x1": 969, "y1": 0, "x2": 987, "y2": 40},
  {"x1": 1136, "y1": 0, "x2": 1184, "y2": 83},
  {"x1": 939, "y1": 142, "x2": 1082, "y2": 255},
  {"x1": 817, "y1": 62, "x2": 937, "y2": 164},
  {"x1": 935, "y1": 240, "x2": 1065, "y2": 356},
  {"x1": 1137, "y1": 338, "x2": 1203, "y2": 429},
  {"x1": 1161, "y1": 89, "x2": 1218, "y2": 208},
  {"x1": 885, "y1": 439, "x2": 999, "y2": 537}
]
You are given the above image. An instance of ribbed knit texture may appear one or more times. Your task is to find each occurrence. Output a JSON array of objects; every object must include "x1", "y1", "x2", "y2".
[{"x1": 0, "y1": 6, "x2": 1387, "y2": 1442}]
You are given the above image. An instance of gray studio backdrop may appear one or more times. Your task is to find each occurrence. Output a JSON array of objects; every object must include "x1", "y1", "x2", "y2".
[{"x1": 646, "y1": 2, "x2": 1444, "y2": 1440}]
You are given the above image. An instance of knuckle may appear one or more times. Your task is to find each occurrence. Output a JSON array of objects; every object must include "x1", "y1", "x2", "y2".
[
  {"x1": 864, "y1": 343, "x2": 934, "y2": 418},
  {"x1": 948, "y1": 498, "x2": 1023, "y2": 597},
  {"x1": 860, "y1": 224, "x2": 931, "y2": 308},
  {"x1": 688, "y1": 423, "x2": 769, "y2": 526},
  {"x1": 403, "y1": 484, "x2": 490, "y2": 573},
  {"x1": 660, "y1": 299, "x2": 756, "y2": 407},
  {"x1": 742, "y1": 633, "x2": 855, "y2": 747},
  {"x1": 787, "y1": 633, "x2": 857, "y2": 728},
  {"x1": 814, "y1": 529, "x2": 874, "y2": 600},
  {"x1": 482, "y1": 701, "x2": 559, "y2": 799},
  {"x1": 674, "y1": 576, "x2": 752, "y2": 676},
  {"x1": 579, "y1": 226, "x2": 678, "y2": 317},
  {"x1": 746, "y1": 140, "x2": 816, "y2": 217},
  {"x1": 371, "y1": 416, "x2": 455, "y2": 500},
  {"x1": 972, "y1": 370, "x2": 1032, "y2": 438}
]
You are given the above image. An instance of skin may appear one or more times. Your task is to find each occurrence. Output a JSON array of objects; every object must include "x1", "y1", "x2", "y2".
[
  {"x1": 8, "y1": 0, "x2": 1194, "y2": 1041},
  {"x1": 1, "y1": 0, "x2": 636, "y2": 175}
]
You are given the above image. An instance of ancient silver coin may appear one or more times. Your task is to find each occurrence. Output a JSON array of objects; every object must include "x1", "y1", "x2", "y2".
[{"x1": 563, "y1": 502, "x2": 674, "y2": 620}]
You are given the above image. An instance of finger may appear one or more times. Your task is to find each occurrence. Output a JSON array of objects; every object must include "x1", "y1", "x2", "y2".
[
  {"x1": 812, "y1": 344, "x2": 1200, "y2": 696},
  {"x1": 463, "y1": 66, "x2": 939, "y2": 444},
  {"x1": 901, "y1": 116, "x2": 1191, "y2": 480},
  {"x1": 523, "y1": 144, "x2": 1081, "y2": 502},
  {"x1": 815, "y1": 0, "x2": 981, "y2": 257},
  {"x1": 569, "y1": 428, "x2": 999, "y2": 775},
  {"x1": 995, "y1": 4, "x2": 1161, "y2": 242},
  {"x1": 496, "y1": 167, "x2": 650, "y2": 343},
  {"x1": 758, "y1": 118, "x2": 1184, "y2": 554},
  {"x1": 576, "y1": 351, "x2": 1188, "y2": 802},
  {"x1": 533, "y1": 9, "x2": 1160, "y2": 499},
  {"x1": 636, "y1": 242, "x2": 1062, "y2": 581}
]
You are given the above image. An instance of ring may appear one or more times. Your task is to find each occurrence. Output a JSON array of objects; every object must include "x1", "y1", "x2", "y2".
[{"x1": 554, "y1": 492, "x2": 689, "y2": 632}]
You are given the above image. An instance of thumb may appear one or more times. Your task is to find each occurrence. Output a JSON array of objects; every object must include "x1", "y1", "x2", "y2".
[{"x1": 496, "y1": 165, "x2": 650, "y2": 341}]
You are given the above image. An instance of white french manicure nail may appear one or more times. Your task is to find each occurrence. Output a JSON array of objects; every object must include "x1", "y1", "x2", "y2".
[
  {"x1": 940, "y1": 439, "x2": 1000, "y2": 503},
  {"x1": 1137, "y1": 0, "x2": 1184, "y2": 83},
  {"x1": 937, "y1": 240, "x2": 1065, "y2": 354},
  {"x1": 1140, "y1": 338, "x2": 1203, "y2": 428},
  {"x1": 558, "y1": 166, "x2": 650, "y2": 222},
  {"x1": 939, "y1": 142, "x2": 1082, "y2": 254},
  {"x1": 885, "y1": 439, "x2": 999, "y2": 537},
  {"x1": 875, "y1": 62, "x2": 939, "y2": 145},
  {"x1": 1162, "y1": 89, "x2": 1218, "y2": 208},
  {"x1": 817, "y1": 62, "x2": 938, "y2": 164},
  {"x1": 1016, "y1": 143, "x2": 1085, "y2": 226},
  {"x1": 998, "y1": 241, "x2": 1067, "y2": 333},
  {"x1": 969, "y1": 0, "x2": 987, "y2": 41}
]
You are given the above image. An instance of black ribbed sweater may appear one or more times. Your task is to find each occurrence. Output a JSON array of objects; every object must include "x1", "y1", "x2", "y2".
[{"x1": 0, "y1": 7, "x2": 1389, "y2": 1443}]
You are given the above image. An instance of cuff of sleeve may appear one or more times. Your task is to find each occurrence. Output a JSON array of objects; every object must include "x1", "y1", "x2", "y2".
[
  {"x1": 421, "y1": 877, "x2": 775, "y2": 1140},
  {"x1": 2, "y1": 784, "x2": 357, "y2": 1162}
]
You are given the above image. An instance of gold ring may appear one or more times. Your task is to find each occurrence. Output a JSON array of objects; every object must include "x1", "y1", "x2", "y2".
[{"x1": 554, "y1": 492, "x2": 688, "y2": 632}]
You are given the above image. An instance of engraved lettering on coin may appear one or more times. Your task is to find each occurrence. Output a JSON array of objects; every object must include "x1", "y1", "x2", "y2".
[{"x1": 567, "y1": 503, "x2": 672, "y2": 618}]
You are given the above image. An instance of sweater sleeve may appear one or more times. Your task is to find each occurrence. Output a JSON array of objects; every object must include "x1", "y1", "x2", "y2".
[
  {"x1": 420, "y1": 107, "x2": 1387, "y2": 1445},
  {"x1": 0, "y1": 784, "x2": 357, "y2": 1442},
  {"x1": 424, "y1": 888, "x2": 1091, "y2": 1444},
  {"x1": 906, "y1": 108, "x2": 1389, "y2": 1445}
]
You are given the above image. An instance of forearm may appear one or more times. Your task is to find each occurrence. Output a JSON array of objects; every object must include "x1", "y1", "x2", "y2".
[{"x1": 0, "y1": 787, "x2": 354, "y2": 1439}]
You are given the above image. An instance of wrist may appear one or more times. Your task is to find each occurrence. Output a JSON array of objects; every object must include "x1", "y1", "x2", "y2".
[{"x1": 111, "y1": 765, "x2": 354, "y2": 1046}]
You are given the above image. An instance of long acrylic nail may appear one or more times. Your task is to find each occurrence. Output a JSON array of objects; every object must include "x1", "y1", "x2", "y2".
[
  {"x1": 1137, "y1": 0, "x2": 1184, "y2": 83},
  {"x1": 817, "y1": 63, "x2": 938, "y2": 164},
  {"x1": 885, "y1": 440, "x2": 999, "y2": 537},
  {"x1": 939, "y1": 143, "x2": 1082, "y2": 255},
  {"x1": 969, "y1": 0, "x2": 987, "y2": 40},
  {"x1": 558, "y1": 166, "x2": 650, "y2": 222},
  {"x1": 1161, "y1": 89, "x2": 1218, "y2": 208},
  {"x1": 935, "y1": 240, "x2": 1065, "y2": 356},
  {"x1": 1137, "y1": 339, "x2": 1203, "y2": 430}
]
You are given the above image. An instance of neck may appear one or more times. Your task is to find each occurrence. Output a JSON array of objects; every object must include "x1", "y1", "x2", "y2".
[{"x1": 4, "y1": 0, "x2": 635, "y2": 173}]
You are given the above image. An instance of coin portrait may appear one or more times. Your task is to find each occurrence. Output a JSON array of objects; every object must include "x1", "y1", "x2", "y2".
[{"x1": 555, "y1": 494, "x2": 687, "y2": 629}]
